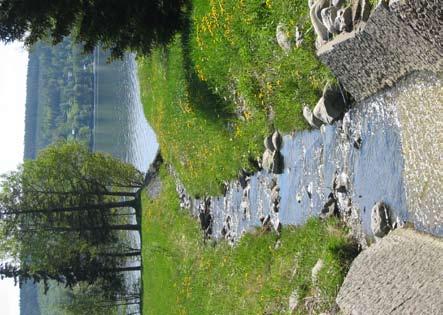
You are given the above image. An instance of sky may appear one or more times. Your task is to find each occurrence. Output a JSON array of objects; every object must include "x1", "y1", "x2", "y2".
[{"x1": 0, "y1": 41, "x2": 29, "y2": 315}]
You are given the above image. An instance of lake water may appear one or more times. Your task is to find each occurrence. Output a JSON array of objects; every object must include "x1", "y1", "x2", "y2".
[{"x1": 92, "y1": 48, "x2": 158, "y2": 314}]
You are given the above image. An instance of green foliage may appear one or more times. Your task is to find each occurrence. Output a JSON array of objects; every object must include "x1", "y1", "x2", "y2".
[
  {"x1": 0, "y1": 141, "x2": 144, "y2": 291},
  {"x1": 0, "y1": 0, "x2": 186, "y2": 58},
  {"x1": 142, "y1": 168, "x2": 358, "y2": 314}
]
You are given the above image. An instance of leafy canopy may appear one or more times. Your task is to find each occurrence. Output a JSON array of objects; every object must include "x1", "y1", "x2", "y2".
[{"x1": 0, "y1": 0, "x2": 186, "y2": 57}]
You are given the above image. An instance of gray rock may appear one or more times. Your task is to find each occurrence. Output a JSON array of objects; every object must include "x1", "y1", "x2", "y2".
[
  {"x1": 311, "y1": 259, "x2": 324, "y2": 284},
  {"x1": 288, "y1": 290, "x2": 299, "y2": 313},
  {"x1": 264, "y1": 135, "x2": 275, "y2": 151},
  {"x1": 273, "y1": 219, "x2": 282, "y2": 233},
  {"x1": 272, "y1": 130, "x2": 283, "y2": 151},
  {"x1": 294, "y1": 26, "x2": 303, "y2": 47},
  {"x1": 333, "y1": 172, "x2": 349, "y2": 193},
  {"x1": 321, "y1": 6, "x2": 339, "y2": 34},
  {"x1": 262, "y1": 149, "x2": 274, "y2": 171},
  {"x1": 310, "y1": 0, "x2": 330, "y2": 47},
  {"x1": 276, "y1": 23, "x2": 291, "y2": 52},
  {"x1": 320, "y1": 197, "x2": 337, "y2": 219},
  {"x1": 313, "y1": 83, "x2": 346, "y2": 124},
  {"x1": 271, "y1": 150, "x2": 284, "y2": 174},
  {"x1": 271, "y1": 185, "x2": 280, "y2": 204},
  {"x1": 352, "y1": 0, "x2": 372, "y2": 24},
  {"x1": 336, "y1": 6, "x2": 353, "y2": 32},
  {"x1": 303, "y1": 106, "x2": 323, "y2": 128},
  {"x1": 332, "y1": 0, "x2": 345, "y2": 7},
  {"x1": 371, "y1": 201, "x2": 391, "y2": 238}
]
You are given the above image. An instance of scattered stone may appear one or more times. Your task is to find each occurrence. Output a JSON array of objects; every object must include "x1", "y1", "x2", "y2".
[
  {"x1": 311, "y1": 259, "x2": 324, "y2": 284},
  {"x1": 352, "y1": 0, "x2": 371, "y2": 25},
  {"x1": 332, "y1": 0, "x2": 345, "y2": 7},
  {"x1": 321, "y1": 6, "x2": 339, "y2": 34},
  {"x1": 336, "y1": 6, "x2": 353, "y2": 32},
  {"x1": 353, "y1": 136, "x2": 362, "y2": 149},
  {"x1": 316, "y1": 83, "x2": 347, "y2": 124},
  {"x1": 288, "y1": 290, "x2": 299, "y2": 313},
  {"x1": 370, "y1": 201, "x2": 392, "y2": 238},
  {"x1": 271, "y1": 150, "x2": 284, "y2": 174},
  {"x1": 262, "y1": 149, "x2": 274, "y2": 171},
  {"x1": 264, "y1": 134, "x2": 275, "y2": 151},
  {"x1": 310, "y1": 0, "x2": 330, "y2": 47},
  {"x1": 262, "y1": 214, "x2": 271, "y2": 226},
  {"x1": 294, "y1": 26, "x2": 303, "y2": 47},
  {"x1": 272, "y1": 130, "x2": 283, "y2": 151},
  {"x1": 273, "y1": 219, "x2": 282, "y2": 234},
  {"x1": 276, "y1": 23, "x2": 291, "y2": 53},
  {"x1": 303, "y1": 106, "x2": 323, "y2": 128},
  {"x1": 333, "y1": 172, "x2": 349, "y2": 193},
  {"x1": 320, "y1": 197, "x2": 338, "y2": 219}
]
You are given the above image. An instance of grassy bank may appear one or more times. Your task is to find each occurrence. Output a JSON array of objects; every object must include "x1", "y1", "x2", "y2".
[
  {"x1": 141, "y1": 167, "x2": 358, "y2": 314},
  {"x1": 138, "y1": 0, "x2": 332, "y2": 196}
]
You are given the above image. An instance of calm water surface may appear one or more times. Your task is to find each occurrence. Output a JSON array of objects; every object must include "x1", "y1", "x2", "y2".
[{"x1": 92, "y1": 49, "x2": 158, "y2": 314}]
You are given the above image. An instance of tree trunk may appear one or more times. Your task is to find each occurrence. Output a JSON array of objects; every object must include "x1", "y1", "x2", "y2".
[
  {"x1": 100, "y1": 251, "x2": 141, "y2": 258},
  {"x1": 2, "y1": 198, "x2": 138, "y2": 216},
  {"x1": 101, "y1": 265, "x2": 141, "y2": 273}
]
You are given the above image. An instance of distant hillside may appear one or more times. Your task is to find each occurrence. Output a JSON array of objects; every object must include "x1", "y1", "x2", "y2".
[{"x1": 22, "y1": 37, "x2": 95, "y2": 160}]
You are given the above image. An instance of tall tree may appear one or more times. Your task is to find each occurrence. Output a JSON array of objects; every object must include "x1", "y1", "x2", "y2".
[
  {"x1": 0, "y1": 141, "x2": 146, "y2": 289},
  {"x1": 0, "y1": 0, "x2": 186, "y2": 58}
]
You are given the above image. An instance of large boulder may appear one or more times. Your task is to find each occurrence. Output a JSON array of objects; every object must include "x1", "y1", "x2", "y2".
[
  {"x1": 272, "y1": 130, "x2": 283, "y2": 151},
  {"x1": 313, "y1": 83, "x2": 347, "y2": 124},
  {"x1": 303, "y1": 106, "x2": 323, "y2": 128},
  {"x1": 271, "y1": 150, "x2": 284, "y2": 174},
  {"x1": 337, "y1": 229, "x2": 443, "y2": 315}
]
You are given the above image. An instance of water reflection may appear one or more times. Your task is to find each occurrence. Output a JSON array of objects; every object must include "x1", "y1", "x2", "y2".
[{"x1": 92, "y1": 49, "x2": 158, "y2": 314}]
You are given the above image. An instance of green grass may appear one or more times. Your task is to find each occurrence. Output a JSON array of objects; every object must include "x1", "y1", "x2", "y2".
[
  {"x1": 141, "y1": 167, "x2": 359, "y2": 315},
  {"x1": 138, "y1": 0, "x2": 333, "y2": 196}
]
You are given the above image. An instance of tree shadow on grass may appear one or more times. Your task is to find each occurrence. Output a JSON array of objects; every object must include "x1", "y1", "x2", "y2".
[{"x1": 178, "y1": 11, "x2": 235, "y2": 122}]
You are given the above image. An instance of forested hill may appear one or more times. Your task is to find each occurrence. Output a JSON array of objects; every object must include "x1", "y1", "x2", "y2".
[
  {"x1": 20, "y1": 37, "x2": 95, "y2": 315},
  {"x1": 22, "y1": 37, "x2": 95, "y2": 161}
]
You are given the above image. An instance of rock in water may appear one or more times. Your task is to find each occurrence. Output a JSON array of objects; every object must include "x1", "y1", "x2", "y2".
[
  {"x1": 276, "y1": 23, "x2": 291, "y2": 53},
  {"x1": 262, "y1": 149, "x2": 274, "y2": 172},
  {"x1": 272, "y1": 130, "x2": 283, "y2": 151},
  {"x1": 303, "y1": 106, "x2": 323, "y2": 128},
  {"x1": 371, "y1": 201, "x2": 391, "y2": 238},
  {"x1": 264, "y1": 134, "x2": 275, "y2": 151},
  {"x1": 313, "y1": 83, "x2": 346, "y2": 124},
  {"x1": 271, "y1": 150, "x2": 284, "y2": 174},
  {"x1": 320, "y1": 197, "x2": 338, "y2": 219}
]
